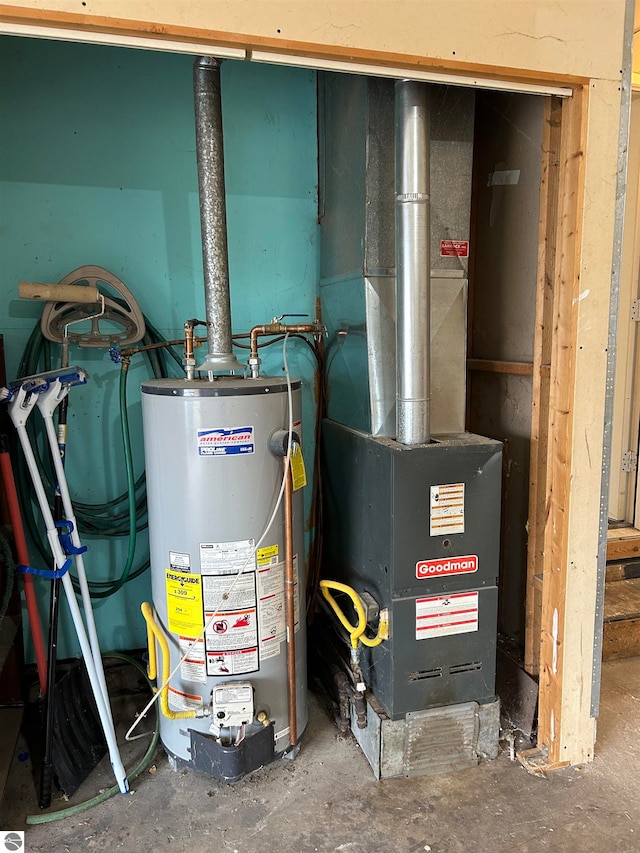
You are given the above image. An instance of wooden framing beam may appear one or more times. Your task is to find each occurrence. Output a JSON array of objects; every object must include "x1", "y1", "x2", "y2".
[
  {"x1": 0, "y1": 4, "x2": 588, "y2": 90},
  {"x1": 525, "y1": 97, "x2": 562, "y2": 677},
  {"x1": 607, "y1": 527, "x2": 640, "y2": 561},
  {"x1": 467, "y1": 358, "x2": 534, "y2": 376},
  {"x1": 531, "y1": 86, "x2": 588, "y2": 770}
]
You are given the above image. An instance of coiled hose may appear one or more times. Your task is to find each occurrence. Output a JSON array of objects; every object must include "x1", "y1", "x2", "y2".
[
  {"x1": 14, "y1": 318, "x2": 182, "y2": 598},
  {"x1": 26, "y1": 652, "x2": 159, "y2": 825}
]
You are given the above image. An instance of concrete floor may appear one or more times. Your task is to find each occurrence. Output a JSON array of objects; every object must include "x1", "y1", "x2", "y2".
[{"x1": 2, "y1": 657, "x2": 640, "y2": 853}]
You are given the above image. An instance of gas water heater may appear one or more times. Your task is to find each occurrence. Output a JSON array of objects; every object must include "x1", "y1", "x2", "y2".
[
  {"x1": 138, "y1": 56, "x2": 312, "y2": 781},
  {"x1": 141, "y1": 376, "x2": 307, "y2": 780}
]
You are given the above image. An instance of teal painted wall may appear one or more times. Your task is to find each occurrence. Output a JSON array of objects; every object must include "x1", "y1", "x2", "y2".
[{"x1": 0, "y1": 37, "x2": 319, "y2": 658}]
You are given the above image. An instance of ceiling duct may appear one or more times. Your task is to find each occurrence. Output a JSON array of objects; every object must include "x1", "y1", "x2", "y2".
[{"x1": 193, "y1": 56, "x2": 242, "y2": 374}]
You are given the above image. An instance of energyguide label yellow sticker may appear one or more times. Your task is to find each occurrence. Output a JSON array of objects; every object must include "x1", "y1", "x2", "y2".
[{"x1": 166, "y1": 569, "x2": 203, "y2": 636}]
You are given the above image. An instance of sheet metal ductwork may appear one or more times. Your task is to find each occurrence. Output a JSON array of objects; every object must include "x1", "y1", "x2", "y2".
[{"x1": 319, "y1": 75, "x2": 474, "y2": 436}]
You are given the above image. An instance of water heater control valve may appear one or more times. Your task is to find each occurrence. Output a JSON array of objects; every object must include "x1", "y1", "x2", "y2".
[{"x1": 210, "y1": 682, "x2": 255, "y2": 729}]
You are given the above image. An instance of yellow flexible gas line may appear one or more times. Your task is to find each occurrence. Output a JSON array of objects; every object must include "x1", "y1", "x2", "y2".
[
  {"x1": 360, "y1": 609, "x2": 389, "y2": 647},
  {"x1": 141, "y1": 602, "x2": 197, "y2": 721},
  {"x1": 319, "y1": 580, "x2": 387, "y2": 648}
]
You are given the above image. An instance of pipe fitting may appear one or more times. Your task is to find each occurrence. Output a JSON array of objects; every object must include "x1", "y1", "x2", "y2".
[
  {"x1": 248, "y1": 319, "x2": 326, "y2": 378},
  {"x1": 333, "y1": 669, "x2": 367, "y2": 731},
  {"x1": 183, "y1": 320, "x2": 196, "y2": 380},
  {"x1": 248, "y1": 354, "x2": 261, "y2": 380},
  {"x1": 268, "y1": 429, "x2": 301, "y2": 458}
]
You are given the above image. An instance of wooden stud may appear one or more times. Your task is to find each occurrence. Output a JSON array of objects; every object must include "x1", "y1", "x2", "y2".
[
  {"x1": 536, "y1": 84, "x2": 588, "y2": 768},
  {"x1": 525, "y1": 96, "x2": 562, "y2": 677},
  {"x1": 467, "y1": 358, "x2": 534, "y2": 376}
]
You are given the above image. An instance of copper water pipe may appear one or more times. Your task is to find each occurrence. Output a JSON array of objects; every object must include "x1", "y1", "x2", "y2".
[
  {"x1": 248, "y1": 321, "x2": 324, "y2": 378},
  {"x1": 183, "y1": 320, "x2": 196, "y2": 380},
  {"x1": 283, "y1": 455, "x2": 297, "y2": 747}
]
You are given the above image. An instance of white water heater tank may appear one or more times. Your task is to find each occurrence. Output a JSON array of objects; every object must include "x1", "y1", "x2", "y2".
[{"x1": 141, "y1": 375, "x2": 307, "y2": 779}]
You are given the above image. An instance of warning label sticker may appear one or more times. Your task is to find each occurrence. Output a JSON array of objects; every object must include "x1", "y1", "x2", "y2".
[
  {"x1": 197, "y1": 426, "x2": 254, "y2": 457},
  {"x1": 440, "y1": 239, "x2": 469, "y2": 258},
  {"x1": 201, "y1": 544, "x2": 259, "y2": 674},
  {"x1": 257, "y1": 544, "x2": 279, "y2": 568},
  {"x1": 179, "y1": 636, "x2": 206, "y2": 684},
  {"x1": 200, "y1": 539, "x2": 256, "y2": 575},
  {"x1": 204, "y1": 600, "x2": 259, "y2": 675},
  {"x1": 206, "y1": 607, "x2": 257, "y2": 650},
  {"x1": 207, "y1": 648, "x2": 258, "y2": 676},
  {"x1": 202, "y1": 570, "x2": 256, "y2": 614},
  {"x1": 258, "y1": 559, "x2": 285, "y2": 660},
  {"x1": 258, "y1": 554, "x2": 300, "y2": 661},
  {"x1": 416, "y1": 591, "x2": 479, "y2": 640},
  {"x1": 170, "y1": 551, "x2": 190, "y2": 571},
  {"x1": 168, "y1": 686, "x2": 202, "y2": 712},
  {"x1": 430, "y1": 483, "x2": 465, "y2": 536},
  {"x1": 165, "y1": 570, "x2": 203, "y2": 636},
  {"x1": 416, "y1": 554, "x2": 478, "y2": 580},
  {"x1": 290, "y1": 445, "x2": 307, "y2": 492}
]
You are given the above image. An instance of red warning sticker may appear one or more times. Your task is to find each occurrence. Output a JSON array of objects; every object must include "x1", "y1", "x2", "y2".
[
  {"x1": 440, "y1": 239, "x2": 469, "y2": 258},
  {"x1": 416, "y1": 591, "x2": 479, "y2": 639},
  {"x1": 416, "y1": 555, "x2": 478, "y2": 579}
]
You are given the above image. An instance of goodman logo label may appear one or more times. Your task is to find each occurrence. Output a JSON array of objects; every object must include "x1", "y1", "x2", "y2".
[
  {"x1": 198, "y1": 426, "x2": 254, "y2": 457},
  {"x1": 416, "y1": 555, "x2": 478, "y2": 579}
]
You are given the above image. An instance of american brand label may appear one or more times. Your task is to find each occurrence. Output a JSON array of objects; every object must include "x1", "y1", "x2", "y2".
[
  {"x1": 416, "y1": 555, "x2": 478, "y2": 579},
  {"x1": 197, "y1": 426, "x2": 254, "y2": 457}
]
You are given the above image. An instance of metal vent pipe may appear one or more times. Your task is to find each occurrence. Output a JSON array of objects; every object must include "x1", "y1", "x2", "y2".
[
  {"x1": 193, "y1": 56, "x2": 241, "y2": 374},
  {"x1": 395, "y1": 81, "x2": 431, "y2": 445}
]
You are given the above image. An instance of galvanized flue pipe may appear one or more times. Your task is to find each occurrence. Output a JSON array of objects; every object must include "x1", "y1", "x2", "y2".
[
  {"x1": 395, "y1": 80, "x2": 431, "y2": 445},
  {"x1": 193, "y1": 57, "x2": 241, "y2": 373}
]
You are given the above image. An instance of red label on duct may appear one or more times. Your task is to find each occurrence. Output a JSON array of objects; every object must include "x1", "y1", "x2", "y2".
[
  {"x1": 416, "y1": 555, "x2": 478, "y2": 579},
  {"x1": 440, "y1": 239, "x2": 469, "y2": 258}
]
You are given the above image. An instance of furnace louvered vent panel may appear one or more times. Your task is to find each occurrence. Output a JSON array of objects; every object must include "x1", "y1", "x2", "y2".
[
  {"x1": 403, "y1": 702, "x2": 479, "y2": 777},
  {"x1": 408, "y1": 667, "x2": 443, "y2": 681},
  {"x1": 449, "y1": 661, "x2": 483, "y2": 674}
]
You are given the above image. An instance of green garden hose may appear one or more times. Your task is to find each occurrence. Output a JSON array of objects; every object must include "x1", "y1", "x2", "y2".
[
  {"x1": 26, "y1": 652, "x2": 160, "y2": 825},
  {"x1": 14, "y1": 318, "x2": 181, "y2": 598}
]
